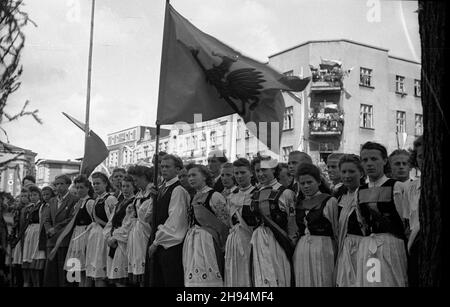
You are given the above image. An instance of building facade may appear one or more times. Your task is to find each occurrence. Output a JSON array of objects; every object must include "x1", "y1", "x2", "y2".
[
  {"x1": 0, "y1": 143, "x2": 37, "y2": 196},
  {"x1": 105, "y1": 126, "x2": 170, "y2": 170},
  {"x1": 269, "y1": 39, "x2": 422, "y2": 163},
  {"x1": 35, "y1": 159, "x2": 81, "y2": 188}
]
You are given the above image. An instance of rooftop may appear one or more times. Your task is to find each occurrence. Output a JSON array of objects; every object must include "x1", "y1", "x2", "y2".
[
  {"x1": 268, "y1": 39, "x2": 420, "y2": 65},
  {"x1": 0, "y1": 142, "x2": 37, "y2": 156},
  {"x1": 35, "y1": 159, "x2": 81, "y2": 166}
]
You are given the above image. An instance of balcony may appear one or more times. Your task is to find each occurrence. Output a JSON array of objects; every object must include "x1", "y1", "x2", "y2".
[
  {"x1": 310, "y1": 60, "x2": 347, "y2": 92},
  {"x1": 309, "y1": 112, "x2": 344, "y2": 136},
  {"x1": 311, "y1": 70, "x2": 343, "y2": 91}
]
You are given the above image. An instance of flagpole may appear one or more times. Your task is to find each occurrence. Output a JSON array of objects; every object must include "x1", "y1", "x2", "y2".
[
  {"x1": 146, "y1": 0, "x2": 170, "y2": 286},
  {"x1": 83, "y1": 0, "x2": 96, "y2": 174}
]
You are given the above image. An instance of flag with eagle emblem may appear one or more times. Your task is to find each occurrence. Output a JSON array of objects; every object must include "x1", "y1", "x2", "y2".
[{"x1": 157, "y1": 3, "x2": 310, "y2": 153}]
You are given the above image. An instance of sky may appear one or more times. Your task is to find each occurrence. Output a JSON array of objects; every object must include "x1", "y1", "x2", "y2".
[{"x1": 2, "y1": 0, "x2": 420, "y2": 161}]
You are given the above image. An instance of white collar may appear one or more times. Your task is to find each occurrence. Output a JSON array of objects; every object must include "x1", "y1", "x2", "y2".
[
  {"x1": 239, "y1": 185, "x2": 253, "y2": 192},
  {"x1": 165, "y1": 176, "x2": 179, "y2": 187},
  {"x1": 368, "y1": 175, "x2": 389, "y2": 188},
  {"x1": 197, "y1": 185, "x2": 213, "y2": 194}
]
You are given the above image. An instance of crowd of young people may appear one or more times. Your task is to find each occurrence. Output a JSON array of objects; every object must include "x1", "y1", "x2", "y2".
[{"x1": 0, "y1": 136, "x2": 423, "y2": 287}]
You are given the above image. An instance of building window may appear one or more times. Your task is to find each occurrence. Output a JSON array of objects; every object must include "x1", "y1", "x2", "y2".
[
  {"x1": 283, "y1": 106, "x2": 294, "y2": 131},
  {"x1": 396, "y1": 111, "x2": 406, "y2": 133},
  {"x1": 415, "y1": 114, "x2": 423, "y2": 136},
  {"x1": 284, "y1": 70, "x2": 294, "y2": 77},
  {"x1": 282, "y1": 146, "x2": 294, "y2": 162},
  {"x1": 360, "y1": 104, "x2": 374, "y2": 129},
  {"x1": 360, "y1": 67, "x2": 373, "y2": 87},
  {"x1": 245, "y1": 129, "x2": 250, "y2": 139},
  {"x1": 38, "y1": 167, "x2": 44, "y2": 180},
  {"x1": 236, "y1": 119, "x2": 242, "y2": 139},
  {"x1": 396, "y1": 75, "x2": 405, "y2": 94},
  {"x1": 210, "y1": 131, "x2": 217, "y2": 144},
  {"x1": 414, "y1": 79, "x2": 421, "y2": 97}
]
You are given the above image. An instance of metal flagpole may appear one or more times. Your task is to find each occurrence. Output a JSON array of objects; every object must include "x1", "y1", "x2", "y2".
[{"x1": 83, "y1": 0, "x2": 96, "y2": 174}]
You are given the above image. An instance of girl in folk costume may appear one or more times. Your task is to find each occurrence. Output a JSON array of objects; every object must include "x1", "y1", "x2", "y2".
[
  {"x1": 10, "y1": 188, "x2": 30, "y2": 287},
  {"x1": 404, "y1": 136, "x2": 423, "y2": 287},
  {"x1": 126, "y1": 165, "x2": 155, "y2": 286},
  {"x1": 356, "y1": 142, "x2": 409, "y2": 287},
  {"x1": 293, "y1": 164, "x2": 339, "y2": 287},
  {"x1": 35, "y1": 186, "x2": 54, "y2": 284},
  {"x1": 221, "y1": 163, "x2": 238, "y2": 200},
  {"x1": 22, "y1": 185, "x2": 46, "y2": 287},
  {"x1": 333, "y1": 155, "x2": 365, "y2": 287},
  {"x1": 224, "y1": 158, "x2": 256, "y2": 287},
  {"x1": 245, "y1": 156, "x2": 297, "y2": 287},
  {"x1": 183, "y1": 164, "x2": 230, "y2": 287},
  {"x1": 104, "y1": 175, "x2": 138, "y2": 286},
  {"x1": 85, "y1": 172, "x2": 118, "y2": 287},
  {"x1": 60, "y1": 175, "x2": 94, "y2": 287}
]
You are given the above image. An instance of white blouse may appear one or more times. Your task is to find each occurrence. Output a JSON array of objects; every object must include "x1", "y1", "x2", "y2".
[{"x1": 153, "y1": 176, "x2": 190, "y2": 250}]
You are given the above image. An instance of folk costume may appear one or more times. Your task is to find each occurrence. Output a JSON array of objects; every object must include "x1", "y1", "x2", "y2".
[
  {"x1": 127, "y1": 184, "x2": 153, "y2": 284},
  {"x1": 152, "y1": 176, "x2": 190, "y2": 287},
  {"x1": 22, "y1": 202, "x2": 46, "y2": 271},
  {"x1": 104, "y1": 195, "x2": 135, "y2": 283},
  {"x1": 335, "y1": 189, "x2": 363, "y2": 287},
  {"x1": 355, "y1": 175, "x2": 408, "y2": 287},
  {"x1": 183, "y1": 186, "x2": 230, "y2": 287},
  {"x1": 85, "y1": 192, "x2": 117, "y2": 281},
  {"x1": 54, "y1": 196, "x2": 95, "y2": 278},
  {"x1": 224, "y1": 185, "x2": 256, "y2": 287},
  {"x1": 244, "y1": 179, "x2": 296, "y2": 287},
  {"x1": 293, "y1": 192, "x2": 339, "y2": 287}
]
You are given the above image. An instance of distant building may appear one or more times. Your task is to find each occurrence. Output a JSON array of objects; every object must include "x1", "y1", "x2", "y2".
[
  {"x1": 35, "y1": 159, "x2": 81, "y2": 188},
  {"x1": 106, "y1": 126, "x2": 170, "y2": 170},
  {"x1": 269, "y1": 39, "x2": 422, "y2": 163},
  {"x1": 0, "y1": 143, "x2": 37, "y2": 196}
]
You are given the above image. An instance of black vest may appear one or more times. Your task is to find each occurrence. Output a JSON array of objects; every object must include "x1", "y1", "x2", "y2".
[
  {"x1": 94, "y1": 194, "x2": 110, "y2": 226},
  {"x1": 358, "y1": 179, "x2": 405, "y2": 239},
  {"x1": 245, "y1": 186, "x2": 288, "y2": 230},
  {"x1": 296, "y1": 193, "x2": 333, "y2": 237},
  {"x1": 111, "y1": 197, "x2": 135, "y2": 232},
  {"x1": 231, "y1": 187, "x2": 256, "y2": 226},
  {"x1": 75, "y1": 198, "x2": 93, "y2": 226},
  {"x1": 28, "y1": 204, "x2": 41, "y2": 224},
  {"x1": 213, "y1": 177, "x2": 224, "y2": 193},
  {"x1": 155, "y1": 181, "x2": 181, "y2": 227}
]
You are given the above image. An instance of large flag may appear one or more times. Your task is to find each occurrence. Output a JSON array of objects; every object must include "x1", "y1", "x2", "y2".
[
  {"x1": 62, "y1": 112, "x2": 109, "y2": 177},
  {"x1": 156, "y1": 3, "x2": 310, "y2": 153}
]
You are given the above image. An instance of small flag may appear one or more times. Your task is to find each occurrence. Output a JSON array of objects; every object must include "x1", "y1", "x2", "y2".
[{"x1": 62, "y1": 112, "x2": 109, "y2": 177}]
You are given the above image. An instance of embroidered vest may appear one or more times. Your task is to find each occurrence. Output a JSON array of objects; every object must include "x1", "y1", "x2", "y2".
[
  {"x1": 247, "y1": 186, "x2": 288, "y2": 230},
  {"x1": 358, "y1": 179, "x2": 405, "y2": 239}
]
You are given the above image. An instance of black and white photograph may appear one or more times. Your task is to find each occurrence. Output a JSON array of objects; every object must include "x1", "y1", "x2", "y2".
[{"x1": 0, "y1": 0, "x2": 449, "y2": 293}]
